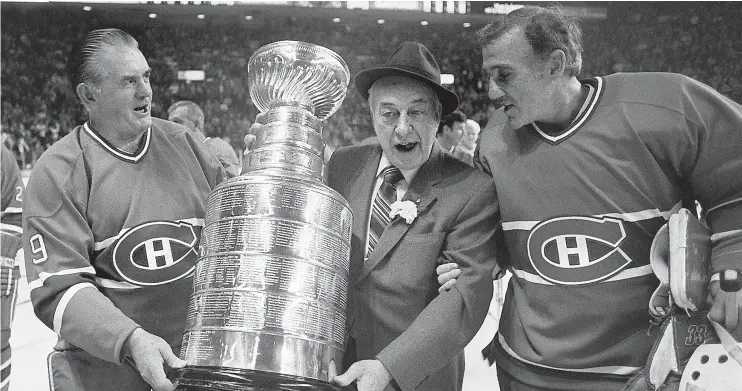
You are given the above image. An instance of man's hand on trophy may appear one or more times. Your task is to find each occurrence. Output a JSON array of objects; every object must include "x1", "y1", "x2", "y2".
[
  {"x1": 243, "y1": 113, "x2": 266, "y2": 155},
  {"x1": 333, "y1": 359, "x2": 392, "y2": 391},
  {"x1": 708, "y1": 270, "x2": 742, "y2": 340},
  {"x1": 436, "y1": 262, "x2": 461, "y2": 293},
  {"x1": 124, "y1": 328, "x2": 187, "y2": 391}
]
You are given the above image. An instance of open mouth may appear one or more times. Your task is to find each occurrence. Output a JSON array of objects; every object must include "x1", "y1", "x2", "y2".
[
  {"x1": 134, "y1": 104, "x2": 149, "y2": 114},
  {"x1": 395, "y1": 142, "x2": 418, "y2": 152}
]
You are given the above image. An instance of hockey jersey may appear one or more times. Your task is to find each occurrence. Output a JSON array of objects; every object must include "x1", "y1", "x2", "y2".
[
  {"x1": 476, "y1": 73, "x2": 742, "y2": 378},
  {"x1": 23, "y1": 118, "x2": 223, "y2": 363},
  {"x1": 1, "y1": 144, "x2": 23, "y2": 243}
]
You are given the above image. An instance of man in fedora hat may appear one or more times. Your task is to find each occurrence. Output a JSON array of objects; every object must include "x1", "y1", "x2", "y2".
[{"x1": 327, "y1": 41, "x2": 499, "y2": 391}]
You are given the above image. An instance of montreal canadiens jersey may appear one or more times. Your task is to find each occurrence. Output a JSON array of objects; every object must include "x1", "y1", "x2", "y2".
[
  {"x1": 1, "y1": 144, "x2": 23, "y2": 244},
  {"x1": 23, "y1": 118, "x2": 223, "y2": 363},
  {"x1": 476, "y1": 73, "x2": 742, "y2": 377}
]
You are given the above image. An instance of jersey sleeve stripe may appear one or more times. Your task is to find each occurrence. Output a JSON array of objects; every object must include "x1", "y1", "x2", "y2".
[
  {"x1": 93, "y1": 217, "x2": 205, "y2": 251},
  {"x1": 53, "y1": 282, "x2": 96, "y2": 334},
  {"x1": 28, "y1": 267, "x2": 96, "y2": 291},
  {"x1": 711, "y1": 228, "x2": 742, "y2": 242},
  {"x1": 95, "y1": 277, "x2": 141, "y2": 290},
  {"x1": 2, "y1": 207, "x2": 22, "y2": 214},
  {"x1": 497, "y1": 332, "x2": 641, "y2": 375},
  {"x1": 512, "y1": 264, "x2": 654, "y2": 285},
  {"x1": 502, "y1": 202, "x2": 683, "y2": 231},
  {"x1": 0, "y1": 223, "x2": 23, "y2": 234}
]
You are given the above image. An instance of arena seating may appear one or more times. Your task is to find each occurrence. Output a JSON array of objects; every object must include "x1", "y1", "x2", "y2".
[{"x1": 2, "y1": 2, "x2": 740, "y2": 168}]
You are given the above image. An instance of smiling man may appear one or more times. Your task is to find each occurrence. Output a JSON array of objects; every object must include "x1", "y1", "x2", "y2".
[
  {"x1": 435, "y1": 5, "x2": 742, "y2": 391},
  {"x1": 23, "y1": 28, "x2": 223, "y2": 391},
  {"x1": 327, "y1": 42, "x2": 499, "y2": 391}
]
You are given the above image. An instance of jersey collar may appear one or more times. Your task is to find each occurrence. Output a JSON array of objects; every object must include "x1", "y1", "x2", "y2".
[
  {"x1": 532, "y1": 76, "x2": 603, "y2": 145},
  {"x1": 83, "y1": 122, "x2": 151, "y2": 163}
]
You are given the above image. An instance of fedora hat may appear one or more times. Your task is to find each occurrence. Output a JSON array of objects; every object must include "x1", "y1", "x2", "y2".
[{"x1": 354, "y1": 41, "x2": 459, "y2": 117}]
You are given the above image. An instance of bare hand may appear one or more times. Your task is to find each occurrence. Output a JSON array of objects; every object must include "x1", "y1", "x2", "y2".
[
  {"x1": 243, "y1": 113, "x2": 265, "y2": 155},
  {"x1": 708, "y1": 279, "x2": 742, "y2": 341},
  {"x1": 436, "y1": 262, "x2": 461, "y2": 293},
  {"x1": 125, "y1": 328, "x2": 187, "y2": 391},
  {"x1": 333, "y1": 359, "x2": 392, "y2": 391}
]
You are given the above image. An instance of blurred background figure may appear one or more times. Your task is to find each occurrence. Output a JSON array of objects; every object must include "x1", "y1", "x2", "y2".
[
  {"x1": 436, "y1": 109, "x2": 466, "y2": 154},
  {"x1": 453, "y1": 119, "x2": 481, "y2": 166},
  {"x1": 167, "y1": 100, "x2": 240, "y2": 178}
]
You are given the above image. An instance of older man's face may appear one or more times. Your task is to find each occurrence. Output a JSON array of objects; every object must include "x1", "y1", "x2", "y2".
[
  {"x1": 370, "y1": 77, "x2": 440, "y2": 171},
  {"x1": 89, "y1": 44, "x2": 152, "y2": 138}
]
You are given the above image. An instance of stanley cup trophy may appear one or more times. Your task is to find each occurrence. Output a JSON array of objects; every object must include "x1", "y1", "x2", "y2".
[{"x1": 171, "y1": 41, "x2": 353, "y2": 391}]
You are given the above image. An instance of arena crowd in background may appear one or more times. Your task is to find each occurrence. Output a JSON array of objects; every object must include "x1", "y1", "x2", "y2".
[{"x1": 2, "y1": 2, "x2": 741, "y2": 169}]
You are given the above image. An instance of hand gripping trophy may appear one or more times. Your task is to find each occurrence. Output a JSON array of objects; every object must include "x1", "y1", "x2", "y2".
[{"x1": 171, "y1": 41, "x2": 353, "y2": 391}]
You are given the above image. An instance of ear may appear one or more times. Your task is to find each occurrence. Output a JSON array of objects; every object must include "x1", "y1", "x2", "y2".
[
  {"x1": 76, "y1": 83, "x2": 97, "y2": 107},
  {"x1": 547, "y1": 49, "x2": 567, "y2": 77}
]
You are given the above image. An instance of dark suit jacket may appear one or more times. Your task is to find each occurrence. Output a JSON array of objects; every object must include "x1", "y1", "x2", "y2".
[{"x1": 327, "y1": 143, "x2": 498, "y2": 391}]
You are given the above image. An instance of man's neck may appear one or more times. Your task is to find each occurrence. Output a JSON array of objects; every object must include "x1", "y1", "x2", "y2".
[
  {"x1": 437, "y1": 137, "x2": 454, "y2": 151},
  {"x1": 90, "y1": 121, "x2": 147, "y2": 153},
  {"x1": 536, "y1": 78, "x2": 586, "y2": 134}
]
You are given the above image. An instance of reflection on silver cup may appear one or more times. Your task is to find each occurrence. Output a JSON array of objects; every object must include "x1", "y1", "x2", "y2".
[{"x1": 173, "y1": 42, "x2": 352, "y2": 391}]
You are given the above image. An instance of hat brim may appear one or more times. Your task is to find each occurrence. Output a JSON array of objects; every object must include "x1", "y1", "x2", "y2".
[{"x1": 354, "y1": 67, "x2": 459, "y2": 117}]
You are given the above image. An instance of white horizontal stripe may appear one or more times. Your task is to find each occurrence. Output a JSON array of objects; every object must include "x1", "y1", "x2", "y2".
[
  {"x1": 53, "y1": 282, "x2": 96, "y2": 334},
  {"x1": 706, "y1": 196, "x2": 742, "y2": 216},
  {"x1": 498, "y1": 333, "x2": 640, "y2": 375},
  {"x1": 511, "y1": 264, "x2": 654, "y2": 286},
  {"x1": 2, "y1": 207, "x2": 22, "y2": 214},
  {"x1": 95, "y1": 277, "x2": 141, "y2": 290},
  {"x1": 0, "y1": 375, "x2": 9, "y2": 389},
  {"x1": 711, "y1": 228, "x2": 742, "y2": 243},
  {"x1": 0, "y1": 357, "x2": 10, "y2": 370},
  {"x1": 28, "y1": 267, "x2": 97, "y2": 291},
  {"x1": 93, "y1": 217, "x2": 204, "y2": 251},
  {"x1": 502, "y1": 202, "x2": 682, "y2": 231},
  {"x1": 0, "y1": 222, "x2": 23, "y2": 233}
]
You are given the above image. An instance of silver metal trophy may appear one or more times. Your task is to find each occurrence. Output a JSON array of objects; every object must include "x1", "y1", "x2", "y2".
[{"x1": 172, "y1": 41, "x2": 352, "y2": 391}]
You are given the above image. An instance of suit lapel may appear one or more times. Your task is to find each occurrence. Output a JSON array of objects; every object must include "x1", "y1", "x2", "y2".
[
  {"x1": 359, "y1": 146, "x2": 444, "y2": 281},
  {"x1": 347, "y1": 145, "x2": 382, "y2": 278}
]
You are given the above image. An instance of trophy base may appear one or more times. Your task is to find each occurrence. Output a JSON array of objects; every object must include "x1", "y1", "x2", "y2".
[{"x1": 171, "y1": 366, "x2": 344, "y2": 391}]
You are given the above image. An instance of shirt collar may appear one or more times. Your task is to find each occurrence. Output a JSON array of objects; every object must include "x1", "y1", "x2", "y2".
[{"x1": 377, "y1": 153, "x2": 419, "y2": 184}]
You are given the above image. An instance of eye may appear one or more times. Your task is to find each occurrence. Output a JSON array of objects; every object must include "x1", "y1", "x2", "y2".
[
  {"x1": 381, "y1": 110, "x2": 398, "y2": 119},
  {"x1": 496, "y1": 71, "x2": 512, "y2": 84}
]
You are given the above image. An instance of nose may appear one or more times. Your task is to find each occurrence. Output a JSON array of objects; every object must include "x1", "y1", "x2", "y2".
[
  {"x1": 394, "y1": 113, "x2": 412, "y2": 137},
  {"x1": 136, "y1": 77, "x2": 152, "y2": 99},
  {"x1": 488, "y1": 79, "x2": 505, "y2": 101}
]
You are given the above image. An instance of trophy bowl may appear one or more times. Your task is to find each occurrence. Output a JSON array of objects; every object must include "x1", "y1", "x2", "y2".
[{"x1": 174, "y1": 42, "x2": 352, "y2": 391}]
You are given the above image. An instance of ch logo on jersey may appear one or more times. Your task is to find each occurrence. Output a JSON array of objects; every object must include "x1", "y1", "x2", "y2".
[
  {"x1": 113, "y1": 221, "x2": 200, "y2": 286},
  {"x1": 527, "y1": 216, "x2": 633, "y2": 285}
]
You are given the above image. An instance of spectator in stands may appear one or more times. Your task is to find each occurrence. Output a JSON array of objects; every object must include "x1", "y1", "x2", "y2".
[
  {"x1": 22, "y1": 28, "x2": 222, "y2": 391},
  {"x1": 167, "y1": 100, "x2": 240, "y2": 178},
  {"x1": 435, "y1": 109, "x2": 466, "y2": 153},
  {"x1": 437, "y1": 5, "x2": 742, "y2": 391},
  {"x1": 452, "y1": 119, "x2": 480, "y2": 166}
]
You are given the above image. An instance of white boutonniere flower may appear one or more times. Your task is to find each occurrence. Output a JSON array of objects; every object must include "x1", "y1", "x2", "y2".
[{"x1": 389, "y1": 200, "x2": 418, "y2": 224}]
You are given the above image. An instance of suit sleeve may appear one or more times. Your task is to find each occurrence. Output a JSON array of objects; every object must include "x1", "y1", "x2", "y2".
[
  {"x1": 671, "y1": 77, "x2": 742, "y2": 273},
  {"x1": 376, "y1": 177, "x2": 498, "y2": 391},
  {"x1": 23, "y1": 160, "x2": 139, "y2": 364}
]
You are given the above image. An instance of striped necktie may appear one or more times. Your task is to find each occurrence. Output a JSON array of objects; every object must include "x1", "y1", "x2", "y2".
[{"x1": 366, "y1": 166, "x2": 404, "y2": 260}]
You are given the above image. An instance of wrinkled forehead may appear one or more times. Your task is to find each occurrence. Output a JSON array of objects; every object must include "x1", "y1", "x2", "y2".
[
  {"x1": 369, "y1": 76, "x2": 437, "y2": 106},
  {"x1": 94, "y1": 44, "x2": 149, "y2": 78},
  {"x1": 482, "y1": 27, "x2": 535, "y2": 69}
]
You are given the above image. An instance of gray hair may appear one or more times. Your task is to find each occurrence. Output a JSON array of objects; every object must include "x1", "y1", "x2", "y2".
[
  {"x1": 477, "y1": 5, "x2": 583, "y2": 76},
  {"x1": 67, "y1": 28, "x2": 139, "y2": 88}
]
